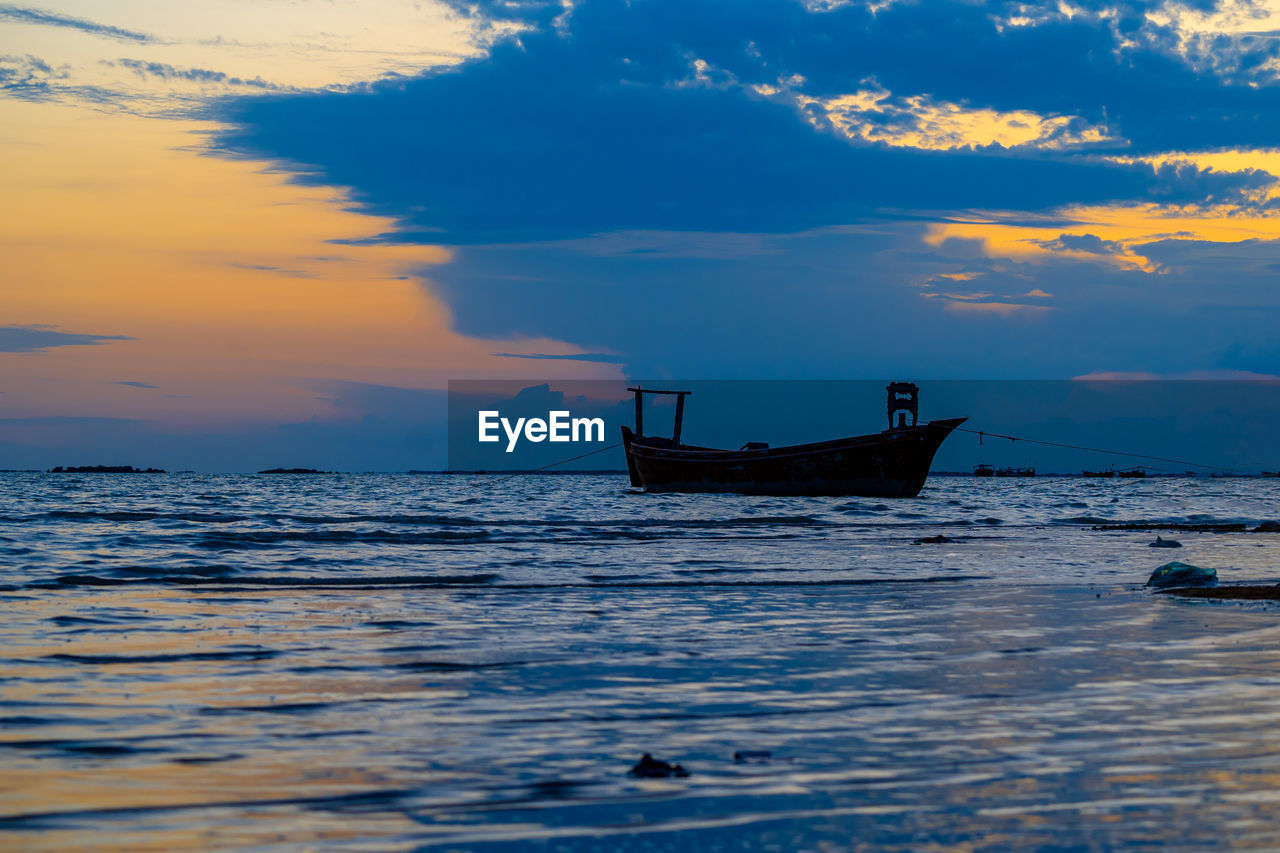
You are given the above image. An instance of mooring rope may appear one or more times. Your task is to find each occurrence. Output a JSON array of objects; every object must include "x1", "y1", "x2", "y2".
[
  {"x1": 460, "y1": 427, "x2": 1252, "y2": 492},
  {"x1": 956, "y1": 426, "x2": 1247, "y2": 473},
  {"x1": 469, "y1": 441, "x2": 625, "y2": 487}
]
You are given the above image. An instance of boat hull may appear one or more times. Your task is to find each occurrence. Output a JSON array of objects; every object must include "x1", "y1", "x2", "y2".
[{"x1": 622, "y1": 418, "x2": 966, "y2": 497}]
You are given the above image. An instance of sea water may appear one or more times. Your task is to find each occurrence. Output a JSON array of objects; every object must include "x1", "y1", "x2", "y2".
[{"x1": 2, "y1": 473, "x2": 1279, "y2": 849}]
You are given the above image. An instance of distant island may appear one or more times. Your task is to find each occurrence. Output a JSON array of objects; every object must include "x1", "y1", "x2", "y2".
[
  {"x1": 409, "y1": 469, "x2": 629, "y2": 475},
  {"x1": 257, "y1": 468, "x2": 331, "y2": 474},
  {"x1": 48, "y1": 465, "x2": 166, "y2": 474}
]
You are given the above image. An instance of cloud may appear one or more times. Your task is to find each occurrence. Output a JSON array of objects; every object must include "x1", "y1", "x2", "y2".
[
  {"x1": 0, "y1": 4, "x2": 152, "y2": 42},
  {"x1": 0, "y1": 53, "x2": 123, "y2": 106},
  {"x1": 114, "y1": 58, "x2": 277, "y2": 90},
  {"x1": 515, "y1": 230, "x2": 782, "y2": 259},
  {"x1": 227, "y1": 262, "x2": 315, "y2": 278},
  {"x1": 0, "y1": 325, "x2": 134, "y2": 353},
  {"x1": 1140, "y1": 0, "x2": 1280, "y2": 83},
  {"x1": 789, "y1": 82, "x2": 1119, "y2": 151},
  {"x1": 224, "y1": 0, "x2": 1244, "y2": 246},
  {"x1": 937, "y1": 300, "x2": 1053, "y2": 317},
  {"x1": 113, "y1": 381, "x2": 157, "y2": 389},
  {"x1": 1074, "y1": 369, "x2": 1280, "y2": 381},
  {"x1": 492, "y1": 352, "x2": 628, "y2": 363}
]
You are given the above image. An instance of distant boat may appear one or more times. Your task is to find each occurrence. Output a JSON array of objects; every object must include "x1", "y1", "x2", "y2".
[
  {"x1": 1117, "y1": 467, "x2": 1147, "y2": 478},
  {"x1": 1082, "y1": 468, "x2": 1115, "y2": 478},
  {"x1": 1263, "y1": 471, "x2": 1279, "y2": 478},
  {"x1": 973, "y1": 464, "x2": 995, "y2": 477},
  {"x1": 621, "y1": 382, "x2": 966, "y2": 497},
  {"x1": 995, "y1": 466, "x2": 1035, "y2": 477}
]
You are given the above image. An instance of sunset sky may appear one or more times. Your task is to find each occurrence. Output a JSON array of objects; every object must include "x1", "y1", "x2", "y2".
[{"x1": 3, "y1": 0, "x2": 1280, "y2": 469}]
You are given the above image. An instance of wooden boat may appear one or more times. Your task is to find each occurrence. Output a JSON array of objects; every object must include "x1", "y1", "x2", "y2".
[
  {"x1": 620, "y1": 382, "x2": 965, "y2": 497},
  {"x1": 996, "y1": 466, "x2": 1035, "y2": 477},
  {"x1": 973, "y1": 464, "x2": 995, "y2": 477}
]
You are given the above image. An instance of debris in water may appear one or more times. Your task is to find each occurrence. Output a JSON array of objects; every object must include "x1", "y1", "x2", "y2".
[
  {"x1": 1147, "y1": 562, "x2": 1218, "y2": 589},
  {"x1": 628, "y1": 753, "x2": 689, "y2": 778},
  {"x1": 1149, "y1": 536, "x2": 1182, "y2": 548},
  {"x1": 914, "y1": 534, "x2": 958, "y2": 545}
]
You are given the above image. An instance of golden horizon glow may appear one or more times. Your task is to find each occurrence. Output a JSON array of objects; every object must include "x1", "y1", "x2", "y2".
[{"x1": 0, "y1": 99, "x2": 620, "y2": 428}]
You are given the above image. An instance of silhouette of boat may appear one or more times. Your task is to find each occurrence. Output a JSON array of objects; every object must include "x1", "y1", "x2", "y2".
[
  {"x1": 621, "y1": 383, "x2": 965, "y2": 497},
  {"x1": 1082, "y1": 468, "x2": 1115, "y2": 478},
  {"x1": 996, "y1": 466, "x2": 1035, "y2": 477},
  {"x1": 1117, "y1": 467, "x2": 1147, "y2": 478},
  {"x1": 973, "y1": 464, "x2": 995, "y2": 477}
]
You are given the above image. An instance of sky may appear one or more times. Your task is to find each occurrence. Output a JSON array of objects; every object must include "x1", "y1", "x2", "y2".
[{"x1": 2, "y1": 0, "x2": 1280, "y2": 470}]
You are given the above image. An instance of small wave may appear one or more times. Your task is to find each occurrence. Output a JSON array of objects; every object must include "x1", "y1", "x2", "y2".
[
  {"x1": 46, "y1": 614, "x2": 145, "y2": 626},
  {"x1": 1056, "y1": 512, "x2": 1264, "y2": 530},
  {"x1": 30, "y1": 566, "x2": 241, "y2": 588},
  {"x1": 172, "y1": 753, "x2": 243, "y2": 765},
  {"x1": 43, "y1": 648, "x2": 278, "y2": 665},
  {"x1": 493, "y1": 575, "x2": 989, "y2": 590},
  {"x1": 392, "y1": 659, "x2": 552, "y2": 672},
  {"x1": 200, "y1": 701, "x2": 332, "y2": 715},
  {"x1": 194, "y1": 529, "x2": 495, "y2": 549},
  {"x1": 0, "y1": 739, "x2": 159, "y2": 757},
  {"x1": 33, "y1": 572, "x2": 501, "y2": 590},
  {"x1": 33, "y1": 510, "x2": 251, "y2": 523}
]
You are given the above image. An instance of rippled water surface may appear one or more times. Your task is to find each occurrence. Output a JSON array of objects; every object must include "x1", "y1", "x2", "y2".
[{"x1": 2, "y1": 473, "x2": 1280, "y2": 849}]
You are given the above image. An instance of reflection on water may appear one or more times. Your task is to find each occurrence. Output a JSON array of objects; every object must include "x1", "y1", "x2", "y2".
[{"x1": 1, "y1": 473, "x2": 1279, "y2": 848}]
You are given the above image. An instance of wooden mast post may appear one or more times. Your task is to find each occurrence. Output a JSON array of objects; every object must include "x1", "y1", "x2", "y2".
[
  {"x1": 672, "y1": 394, "x2": 685, "y2": 446},
  {"x1": 626, "y1": 387, "x2": 692, "y2": 443}
]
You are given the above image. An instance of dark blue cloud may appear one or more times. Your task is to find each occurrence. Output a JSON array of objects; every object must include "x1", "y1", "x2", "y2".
[
  {"x1": 113, "y1": 381, "x2": 157, "y2": 389},
  {"x1": 0, "y1": 4, "x2": 152, "y2": 42},
  {"x1": 0, "y1": 326, "x2": 134, "y2": 353},
  {"x1": 115, "y1": 59, "x2": 276, "y2": 89},
  {"x1": 217, "y1": 0, "x2": 1259, "y2": 245}
]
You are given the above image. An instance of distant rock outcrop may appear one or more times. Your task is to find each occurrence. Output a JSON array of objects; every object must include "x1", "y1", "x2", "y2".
[{"x1": 48, "y1": 465, "x2": 165, "y2": 473}]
